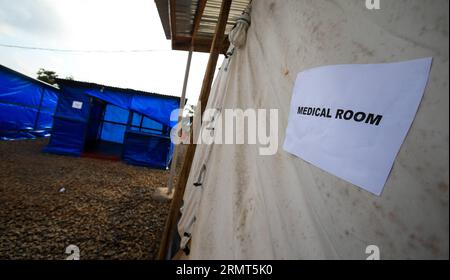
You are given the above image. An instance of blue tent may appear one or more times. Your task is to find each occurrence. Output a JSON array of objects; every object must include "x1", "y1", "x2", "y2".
[
  {"x1": 44, "y1": 79, "x2": 180, "y2": 169},
  {"x1": 0, "y1": 64, "x2": 59, "y2": 140}
]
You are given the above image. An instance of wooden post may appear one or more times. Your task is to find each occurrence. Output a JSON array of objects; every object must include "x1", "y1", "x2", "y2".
[
  {"x1": 157, "y1": 0, "x2": 233, "y2": 260},
  {"x1": 192, "y1": 0, "x2": 208, "y2": 43}
]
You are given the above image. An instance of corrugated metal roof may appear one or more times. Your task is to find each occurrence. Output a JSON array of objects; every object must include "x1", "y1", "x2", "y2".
[
  {"x1": 155, "y1": 0, "x2": 251, "y2": 53},
  {"x1": 56, "y1": 78, "x2": 180, "y2": 100},
  {"x1": 195, "y1": 0, "x2": 249, "y2": 37}
]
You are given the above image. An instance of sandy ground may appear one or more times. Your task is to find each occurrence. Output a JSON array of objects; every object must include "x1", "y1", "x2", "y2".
[{"x1": 0, "y1": 138, "x2": 183, "y2": 260}]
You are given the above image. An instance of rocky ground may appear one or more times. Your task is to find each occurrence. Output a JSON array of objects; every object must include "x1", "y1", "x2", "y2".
[{"x1": 0, "y1": 138, "x2": 183, "y2": 260}]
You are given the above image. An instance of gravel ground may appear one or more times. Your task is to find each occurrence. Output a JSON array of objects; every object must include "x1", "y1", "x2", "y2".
[{"x1": 0, "y1": 138, "x2": 182, "y2": 260}]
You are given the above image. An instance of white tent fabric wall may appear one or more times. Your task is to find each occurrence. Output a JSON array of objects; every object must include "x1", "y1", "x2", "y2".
[
  {"x1": 179, "y1": 0, "x2": 449, "y2": 259},
  {"x1": 178, "y1": 55, "x2": 233, "y2": 251},
  {"x1": 178, "y1": 2, "x2": 252, "y2": 252}
]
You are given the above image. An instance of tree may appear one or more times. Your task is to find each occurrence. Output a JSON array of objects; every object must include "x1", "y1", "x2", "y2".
[{"x1": 36, "y1": 68, "x2": 58, "y2": 85}]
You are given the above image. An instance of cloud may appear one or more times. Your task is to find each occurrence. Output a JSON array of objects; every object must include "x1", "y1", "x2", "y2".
[
  {"x1": 0, "y1": 0, "x2": 62, "y2": 38},
  {"x1": 0, "y1": 0, "x2": 221, "y2": 105}
]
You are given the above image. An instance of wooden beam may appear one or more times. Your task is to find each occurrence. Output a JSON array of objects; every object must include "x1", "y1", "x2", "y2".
[
  {"x1": 197, "y1": 2, "x2": 231, "y2": 114},
  {"x1": 173, "y1": 42, "x2": 212, "y2": 53},
  {"x1": 157, "y1": 0, "x2": 233, "y2": 260},
  {"x1": 172, "y1": 39, "x2": 230, "y2": 54},
  {"x1": 169, "y1": 0, "x2": 177, "y2": 48},
  {"x1": 191, "y1": 0, "x2": 208, "y2": 47},
  {"x1": 176, "y1": 35, "x2": 213, "y2": 45},
  {"x1": 154, "y1": 0, "x2": 171, "y2": 39}
]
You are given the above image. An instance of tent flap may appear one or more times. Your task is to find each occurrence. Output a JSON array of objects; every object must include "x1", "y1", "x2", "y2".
[{"x1": 43, "y1": 117, "x2": 86, "y2": 156}]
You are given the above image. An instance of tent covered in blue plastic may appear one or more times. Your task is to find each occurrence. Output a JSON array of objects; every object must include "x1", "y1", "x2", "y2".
[
  {"x1": 0, "y1": 64, "x2": 59, "y2": 140},
  {"x1": 44, "y1": 78, "x2": 180, "y2": 169}
]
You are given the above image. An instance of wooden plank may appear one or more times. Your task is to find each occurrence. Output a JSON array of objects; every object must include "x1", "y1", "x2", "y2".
[
  {"x1": 169, "y1": 0, "x2": 177, "y2": 49},
  {"x1": 191, "y1": 0, "x2": 208, "y2": 47},
  {"x1": 172, "y1": 39, "x2": 230, "y2": 54},
  {"x1": 154, "y1": 0, "x2": 171, "y2": 39},
  {"x1": 198, "y1": 7, "x2": 230, "y2": 109},
  {"x1": 157, "y1": 0, "x2": 233, "y2": 260}
]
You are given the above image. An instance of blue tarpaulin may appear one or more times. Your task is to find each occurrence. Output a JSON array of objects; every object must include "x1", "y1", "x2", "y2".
[
  {"x1": 84, "y1": 86, "x2": 179, "y2": 128},
  {"x1": 0, "y1": 65, "x2": 59, "y2": 140},
  {"x1": 44, "y1": 79, "x2": 180, "y2": 169},
  {"x1": 123, "y1": 131, "x2": 172, "y2": 168}
]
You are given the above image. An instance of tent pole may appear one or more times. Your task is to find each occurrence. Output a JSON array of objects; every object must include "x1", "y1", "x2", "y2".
[
  {"x1": 97, "y1": 102, "x2": 106, "y2": 140},
  {"x1": 167, "y1": 50, "x2": 192, "y2": 194},
  {"x1": 126, "y1": 110, "x2": 133, "y2": 130},
  {"x1": 34, "y1": 87, "x2": 45, "y2": 130},
  {"x1": 157, "y1": 0, "x2": 233, "y2": 260},
  {"x1": 167, "y1": 0, "x2": 207, "y2": 194},
  {"x1": 139, "y1": 115, "x2": 144, "y2": 132}
]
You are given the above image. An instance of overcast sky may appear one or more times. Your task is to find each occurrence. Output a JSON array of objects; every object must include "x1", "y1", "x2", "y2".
[{"x1": 0, "y1": 0, "x2": 221, "y2": 104}]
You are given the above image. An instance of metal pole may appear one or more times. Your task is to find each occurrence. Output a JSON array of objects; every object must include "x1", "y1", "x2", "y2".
[
  {"x1": 167, "y1": 50, "x2": 192, "y2": 194},
  {"x1": 157, "y1": 0, "x2": 233, "y2": 260}
]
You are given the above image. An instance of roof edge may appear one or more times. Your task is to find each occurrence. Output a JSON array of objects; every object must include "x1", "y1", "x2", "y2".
[
  {"x1": 155, "y1": 0, "x2": 171, "y2": 40},
  {"x1": 0, "y1": 64, "x2": 60, "y2": 91},
  {"x1": 55, "y1": 78, "x2": 181, "y2": 101}
]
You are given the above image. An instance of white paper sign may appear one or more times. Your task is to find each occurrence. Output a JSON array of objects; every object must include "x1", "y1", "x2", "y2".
[
  {"x1": 283, "y1": 58, "x2": 432, "y2": 195},
  {"x1": 72, "y1": 101, "x2": 83, "y2": 109}
]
